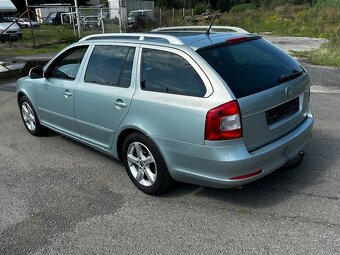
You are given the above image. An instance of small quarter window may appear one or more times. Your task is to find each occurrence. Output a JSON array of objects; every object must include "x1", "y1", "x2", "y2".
[
  {"x1": 85, "y1": 45, "x2": 135, "y2": 87},
  {"x1": 141, "y1": 49, "x2": 206, "y2": 97},
  {"x1": 48, "y1": 46, "x2": 88, "y2": 80}
]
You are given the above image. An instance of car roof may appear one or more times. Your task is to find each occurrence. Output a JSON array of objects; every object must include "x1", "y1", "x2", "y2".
[
  {"x1": 130, "y1": 9, "x2": 153, "y2": 13},
  {"x1": 78, "y1": 26, "x2": 258, "y2": 51},
  {"x1": 154, "y1": 31, "x2": 254, "y2": 50}
]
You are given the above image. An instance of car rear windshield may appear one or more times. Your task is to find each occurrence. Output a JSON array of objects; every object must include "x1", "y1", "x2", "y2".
[{"x1": 198, "y1": 38, "x2": 305, "y2": 98}]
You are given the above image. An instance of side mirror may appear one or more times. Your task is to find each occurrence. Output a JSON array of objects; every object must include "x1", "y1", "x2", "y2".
[{"x1": 29, "y1": 66, "x2": 44, "y2": 79}]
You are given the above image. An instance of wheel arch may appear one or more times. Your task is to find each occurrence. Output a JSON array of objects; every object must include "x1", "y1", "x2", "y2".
[
  {"x1": 116, "y1": 127, "x2": 169, "y2": 171},
  {"x1": 17, "y1": 91, "x2": 26, "y2": 105},
  {"x1": 116, "y1": 128, "x2": 146, "y2": 162},
  {"x1": 17, "y1": 90, "x2": 34, "y2": 107},
  {"x1": 17, "y1": 91, "x2": 42, "y2": 123}
]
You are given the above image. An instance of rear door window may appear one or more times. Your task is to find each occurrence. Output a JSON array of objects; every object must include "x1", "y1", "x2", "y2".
[
  {"x1": 141, "y1": 48, "x2": 206, "y2": 97},
  {"x1": 84, "y1": 45, "x2": 135, "y2": 87},
  {"x1": 198, "y1": 38, "x2": 305, "y2": 98}
]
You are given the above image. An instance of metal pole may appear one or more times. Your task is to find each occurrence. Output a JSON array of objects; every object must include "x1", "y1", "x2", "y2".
[
  {"x1": 160, "y1": 8, "x2": 162, "y2": 26},
  {"x1": 25, "y1": 0, "x2": 36, "y2": 48},
  {"x1": 100, "y1": 8, "x2": 105, "y2": 34},
  {"x1": 71, "y1": 9, "x2": 76, "y2": 37},
  {"x1": 74, "y1": 0, "x2": 81, "y2": 38},
  {"x1": 118, "y1": 2, "x2": 122, "y2": 33}
]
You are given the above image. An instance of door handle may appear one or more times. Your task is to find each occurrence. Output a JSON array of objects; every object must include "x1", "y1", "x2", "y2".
[
  {"x1": 64, "y1": 90, "x2": 72, "y2": 97},
  {"x1": 114, "y1": 99, "x2": 127, "y2": 109}
]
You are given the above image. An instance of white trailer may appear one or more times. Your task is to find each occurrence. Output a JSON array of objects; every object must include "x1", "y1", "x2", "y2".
[
  {"x1": 0, "y1": 0, "x2": 17, "y2": 13},
  {"x1": 108, "y1": 0, "x2": 154, "y2": 20}
]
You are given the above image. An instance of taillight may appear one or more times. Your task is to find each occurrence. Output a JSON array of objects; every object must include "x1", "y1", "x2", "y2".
[{"x1": 205, "y1": 100, "x2": 242, "y2": 140}]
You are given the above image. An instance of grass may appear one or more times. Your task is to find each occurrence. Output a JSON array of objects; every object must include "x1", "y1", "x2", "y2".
[
  {"x1": 216, "y1": 5, "x2": 340, "y2": 67},
  {"x1": 0, "y1": 24, "x2": 76, "y2": 57},
  {"x1": 0, "y1": 23, "x2": 119, "y2": 57}
]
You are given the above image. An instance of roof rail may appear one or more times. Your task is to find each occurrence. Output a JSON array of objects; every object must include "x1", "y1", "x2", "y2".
[
  {"x1": 79, "y1": 33, "x2": 185, "y2": 45},
  {"x1": 152, "y1": 26, "x2": 249, "y2": 34}
]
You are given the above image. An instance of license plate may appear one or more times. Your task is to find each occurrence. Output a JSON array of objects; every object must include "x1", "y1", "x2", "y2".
[{"x1": 266, "y1": 97, "x2": 299, "y2": 125}]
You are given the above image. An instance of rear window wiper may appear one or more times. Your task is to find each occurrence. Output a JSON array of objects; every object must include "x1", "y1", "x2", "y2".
[{"x1": 278, "y1": 70, "x2": 305, "y2": 84}]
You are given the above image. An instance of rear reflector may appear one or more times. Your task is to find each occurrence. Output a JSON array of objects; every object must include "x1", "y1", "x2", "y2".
[{"x1": 229, "y1": 169, "x2": 263, "y2": 180}]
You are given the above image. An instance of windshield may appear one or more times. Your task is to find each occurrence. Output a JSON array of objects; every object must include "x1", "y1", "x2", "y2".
[
  {"x1": 129, "y1": 11, "x2": 142, "y2": 17},
  {"x1": 198, "y1": 38, "x2": 305, "y2": 98},
  {"x1": 48, "y1": 13, "x2": 57, "y2": 19}
]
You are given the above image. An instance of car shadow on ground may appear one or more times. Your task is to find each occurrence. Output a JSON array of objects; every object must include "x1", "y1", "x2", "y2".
[{"x1": 161, "y1": 128, "x2": 339, "y2": 208}]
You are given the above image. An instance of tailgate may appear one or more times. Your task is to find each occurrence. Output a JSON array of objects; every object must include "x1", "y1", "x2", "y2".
[{"x1": 238, "y1": 75, "x2": 310, "y2": 151}]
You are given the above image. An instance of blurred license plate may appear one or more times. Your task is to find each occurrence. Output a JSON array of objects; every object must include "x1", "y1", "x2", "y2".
[{"x1": 266, "y1": 97, "x2": 299, "y2": 125}]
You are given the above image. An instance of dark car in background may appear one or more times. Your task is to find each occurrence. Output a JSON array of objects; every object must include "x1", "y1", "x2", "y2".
[
  {"x1": 127, "y1": 9, "x2": 155, "y2": 32},
  {"x1": 45, "y1": 12, "x2": 68, "y2": 25}
]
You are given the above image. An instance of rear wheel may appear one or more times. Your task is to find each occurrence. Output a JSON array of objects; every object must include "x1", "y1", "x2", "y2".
[
  {"x1": 19, "y1": 96, "x2": 45, "y2": 136},
  {"x1": 122, "y1": 133, "x2": 173, "y2": 195}
]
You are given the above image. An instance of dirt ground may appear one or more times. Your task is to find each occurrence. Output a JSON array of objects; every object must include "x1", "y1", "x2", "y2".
[{"x1": 262, "y1": 34, "x2": 328, "y2": 52}]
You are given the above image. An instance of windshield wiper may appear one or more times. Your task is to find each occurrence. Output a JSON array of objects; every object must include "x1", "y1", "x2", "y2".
[{"x1": 278, "y1": 70, "x2": 305, "y2": 84}]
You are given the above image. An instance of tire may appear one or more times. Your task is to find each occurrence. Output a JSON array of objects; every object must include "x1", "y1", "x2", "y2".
[
  {"x1": 19, "y1": 96, "x2": 45, "y2": 136},
  {"x1": 122, "y1": 133, "x2": 174, "y2": 195}
]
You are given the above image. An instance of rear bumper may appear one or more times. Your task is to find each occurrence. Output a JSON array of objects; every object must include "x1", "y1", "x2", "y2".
[{"x1": 153, "y1": 111, "x2": 314, "y2": 189}]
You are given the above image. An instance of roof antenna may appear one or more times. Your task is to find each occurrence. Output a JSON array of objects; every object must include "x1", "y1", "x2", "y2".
[{"x1": 206, "y1": 14, "x2": 217, "y2": 35}]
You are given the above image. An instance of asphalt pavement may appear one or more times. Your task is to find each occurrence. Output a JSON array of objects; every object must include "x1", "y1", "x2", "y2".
[{"x1": 0, "y1": 64, "x2": 340, "y2": 254}]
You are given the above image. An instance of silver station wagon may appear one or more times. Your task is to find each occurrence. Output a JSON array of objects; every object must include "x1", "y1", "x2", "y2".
[{"x1": 16, "y1": 26, "x2": 314, "y2": 194}]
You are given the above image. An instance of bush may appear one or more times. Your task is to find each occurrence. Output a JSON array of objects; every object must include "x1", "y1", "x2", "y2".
[
  {"x1": 256, "y1": 0, "x2": 316, "y2": 7},
  {"x1": 315, "y1": 0, "x2": 340, "y2": 8},
  {"x1": 194, "y1": 3, "x2": 208, "y2": 15}
]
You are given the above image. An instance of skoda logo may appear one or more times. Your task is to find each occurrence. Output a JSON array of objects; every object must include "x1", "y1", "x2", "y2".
[{"x1": 285, "y1": 87, "x2": 292, "y2": 96}]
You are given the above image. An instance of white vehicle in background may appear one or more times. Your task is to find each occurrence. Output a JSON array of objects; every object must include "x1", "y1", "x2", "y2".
[
  {"x1": 0, "y1": 0, "x2": 22, "y2": 42},
  {"x1": 0, "y1": 16, "x2": 22, "y2": 42},
  {"x1": 81, "y1": 16, "x2": 100, "y2": 30},
  {"x1": 17, "y1": 18, "x2": 40, "y2": 28}
]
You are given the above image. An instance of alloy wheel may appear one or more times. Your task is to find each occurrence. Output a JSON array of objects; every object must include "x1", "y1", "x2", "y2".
[
  {"x1": 126, "y1": 142, "x2": 157, "y2": 187},
  {"x1": 21, "y1": 102, "x2": 36, "y2": 132}
]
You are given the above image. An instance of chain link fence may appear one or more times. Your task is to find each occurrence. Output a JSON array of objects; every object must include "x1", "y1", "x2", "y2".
[
  {"x1": 74, "y1": 7, "x2": 199, "y2": 36},
  {"x1": 66, "y1": 7, "x2": 198, "y2": 36},
  {"x1": 1, "y1": 6, "x2": 208, "y2": 49},
  {"x1": 77, "y1": 7, "x2": 120, "y2": 36}
]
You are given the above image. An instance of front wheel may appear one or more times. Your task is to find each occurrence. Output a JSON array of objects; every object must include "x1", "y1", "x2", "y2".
[
  {"x1": 19, "y1": 96, "x2": 45, "y2": 136},
  {"x1": 122, "y1": 133, "x2": 174, "y2": 195}
]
